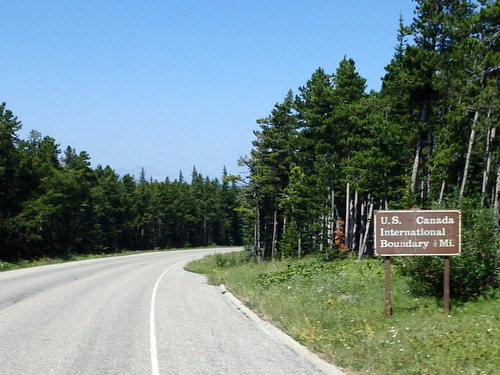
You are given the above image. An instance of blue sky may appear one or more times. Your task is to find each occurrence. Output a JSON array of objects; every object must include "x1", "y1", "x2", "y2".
[{"x1": 3, "y1": 0, "x2": 416, "y2": 182}]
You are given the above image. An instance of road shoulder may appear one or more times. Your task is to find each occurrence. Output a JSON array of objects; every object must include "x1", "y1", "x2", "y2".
[{"x1": 219, "y1": 284, "x2": 348, "y2": 375}]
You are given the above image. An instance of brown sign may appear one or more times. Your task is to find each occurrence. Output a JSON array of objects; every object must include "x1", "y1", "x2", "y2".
[{"x1": 374, "y1": 210, "x2": 461, "y2": 256}]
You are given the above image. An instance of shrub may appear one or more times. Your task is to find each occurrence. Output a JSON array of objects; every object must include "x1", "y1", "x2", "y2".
[
  {"x1": 212, "y1": 251, "x2": 250, "y2": 268},
  {"x1": 400, "y1": 199, "x2": 499, "y2": 302}
]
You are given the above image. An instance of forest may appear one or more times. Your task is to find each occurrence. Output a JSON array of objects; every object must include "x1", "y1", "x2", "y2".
[
  {"x1": 1, "y1": 0, "x2": 499, "y2": 288},
  {"x1": 242, "y1": 0, "x2": 500, "y2": 265},
  {"x1": 0, "y1": 110, "x2": 243, "y2": 261}
]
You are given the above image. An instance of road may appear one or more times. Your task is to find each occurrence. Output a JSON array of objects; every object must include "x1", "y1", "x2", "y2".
[{"x1": 0, "y1": 248, "x2": 344, "y2": 375}]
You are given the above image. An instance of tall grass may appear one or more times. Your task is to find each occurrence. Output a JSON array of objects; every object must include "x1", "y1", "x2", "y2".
[{"x1": 186, "y1": 253, "x2": 500, "y2": 375}]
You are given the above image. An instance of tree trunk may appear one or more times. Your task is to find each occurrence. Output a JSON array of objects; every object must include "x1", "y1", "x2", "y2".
[
  {"x1": 460, "y1": 110, "x2": 479, "y2": 198},
  {"x1": 271, "y1": 206, "x2": 278, "y2": 260},
  {"x1": 263, "y1": 223, "x2": 268, "y2": 261},
  {"x1": 495, "y1": 158, "x2": 500, "y2": 215},
  {"x1": 411, "y1": 136, "x2": 422, "y2": 194},
  {"x1": 255, "y1": 198, "x2": 262, "y2": 261},
  {"x1": 439, "y1": 180, "x2": 446, "y2": 204},
  {"x1": 345, "y1": 182, "x2": 350, "y2": 249},
  {"x1": 358, "y1": 196, "x2": 373, "y2": 259},
  {"x1": 330, "y1": 185, "x2": 335, "y2": 247},
  {"x1": 297, "y1": 224, "x2": 302, "y2": 259},
  {"x1": 357, "y1": 197, "x2": 366, "y2": 259},
  {"x1": 383, "y1": 172, "x2": 389, "y2": 210},
  {"x1": 358, "y1": 196, "x2": 366, "y2": 255},
  {"x1": 352, "y1": 189, "x2": 359, "y2": 251},
  {"x1": 423, "y1": 161, "x2": 432, "y2": 206},
  {"x1": 482, "y1": 115, "x2": 495, "y2": 204},
  {"x1": 410, "y1": 97, "x2": 431, "y2": 195},
  {"x1": 281, "y1": 216, "x2": 287, "y2": 259}
]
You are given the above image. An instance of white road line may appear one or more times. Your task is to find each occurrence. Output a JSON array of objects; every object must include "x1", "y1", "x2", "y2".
[
  {"x1": 150, "y1": 261, "x2": 180, "y2": 375},
  {"x1": 149, "y1": 250, "x2": 227, "y2": 375}
]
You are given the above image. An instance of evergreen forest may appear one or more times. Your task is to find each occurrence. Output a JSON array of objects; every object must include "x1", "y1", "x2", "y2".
[
  {"x1": 0, "y1": 108, "x2": 243, "y2": 261},
  {"x1": 1, "y1": 0, "x2": 499, "y2": 296},
  {"x1": 242, "y1": 0, "x2": 500, "y2": 270}
]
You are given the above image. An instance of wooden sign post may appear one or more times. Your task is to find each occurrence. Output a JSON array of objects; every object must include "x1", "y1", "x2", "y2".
[{"x1": 374, "y1": 210, "x2": 461, "y2": 317}]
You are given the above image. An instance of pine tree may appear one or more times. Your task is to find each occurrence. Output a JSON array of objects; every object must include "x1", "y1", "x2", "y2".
[
  {"x1": 476, "y1": 0, "x2": 500, "y2": 211},
  {"x1": 293, "y1": 68, "x2": 335, "y2": 255},
  {"x1": 91, "y1": 165, "x2": 124, "y2": 253},
  {"x1": 330, "y1": 58, "x2": 374, "y2": 256},
  {"x1": 0, "y1": 104, "x2": 24, "y2": 259},
  {"x1": 14, "y1": 131, "x2": 61, "y2": 258},
  {"x1": 248, "y1": 91, "x2": 298, "y2": 259}
]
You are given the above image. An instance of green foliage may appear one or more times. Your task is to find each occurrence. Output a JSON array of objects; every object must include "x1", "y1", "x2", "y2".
[
  {"x1": 258, "y1": 260, "x2": 341, "y2": 287},
  {"x1": 212, "y1": 251, "x2": 250, "y2": 268},
  {"x1": 184, "y1": 250, "x2": 252, "y2": 284},
  {"x1": 401, "y1": 199, "x2": 500, "y2": 301},
  {"x1": 244, "y1": 0, "x2": 500, "y2": 264},
  {"x1": 0, "y1": 102, "x2": 244, "y2": 261}
]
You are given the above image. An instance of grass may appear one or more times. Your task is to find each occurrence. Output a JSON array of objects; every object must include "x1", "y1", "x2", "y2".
[
  {"x1": 185, "y1": 252, "x2": 500, "y2": 375},
  {"x1": 0, "y1": 247, "x2": 193, "y2": 272},
  {"x1": 0, "y1": 245, "x2": 241, "y2": 273},
  {"x1": 0, "y1": 253, "x2": 109, "y2": 272}
]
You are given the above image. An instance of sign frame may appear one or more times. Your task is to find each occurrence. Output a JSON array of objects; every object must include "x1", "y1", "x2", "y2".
[{"x1": 374, "y1": 209, "x2": 462, "y2": 257}]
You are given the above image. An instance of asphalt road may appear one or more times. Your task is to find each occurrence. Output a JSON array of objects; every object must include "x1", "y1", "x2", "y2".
[{"x1": 0, "y1": 248, "x2": 345, "y2": 375}]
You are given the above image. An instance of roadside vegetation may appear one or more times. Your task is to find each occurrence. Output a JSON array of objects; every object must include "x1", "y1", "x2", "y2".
[
  {"x1": 242, "y1": 0, "x2": 500, "y2": 264},
  {"x1": 0, "y1": 247, "x2": 218, "y2": 272},
  {"x1": 0, "y1": 249, "x2": 158, "y2": 272},
  {"x1": 219, "y1": 2, "x2": 500, "y2": 370},
  {"x1": 186, "y1": 251, "x2": 500, "y2": 375}
]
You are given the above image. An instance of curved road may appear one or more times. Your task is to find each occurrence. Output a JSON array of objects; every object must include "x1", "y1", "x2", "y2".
[{"x1": 0, "y1": 248, "x2": 343, "y2": 374}]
